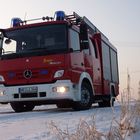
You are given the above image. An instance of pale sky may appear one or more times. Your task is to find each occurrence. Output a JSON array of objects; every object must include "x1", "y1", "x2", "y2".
[{"x1": 0, "y1": 0, "x2": 140, "y2": 98}]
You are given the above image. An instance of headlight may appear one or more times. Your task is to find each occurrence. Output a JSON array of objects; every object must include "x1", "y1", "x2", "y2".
[
  {"x1": 0, "y1": 91, "x2": 4, "y2": 96},
  {"x1": 0, "y1": 75, "x2": 5, "y2": 82},
  {"x1": 0, "y1": 90, "x2": 5, "y2": 96},
  {"x1": 54, "y1": 70, "x2": 64, "y2": 78},
  {"x1": 52, "y1": 86, "x2": 69, "y2": 93}
]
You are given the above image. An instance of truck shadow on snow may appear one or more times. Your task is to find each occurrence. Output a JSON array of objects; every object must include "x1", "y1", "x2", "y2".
[{"x1": 0, "y1": 103, "x2": 121, "y2": 115}]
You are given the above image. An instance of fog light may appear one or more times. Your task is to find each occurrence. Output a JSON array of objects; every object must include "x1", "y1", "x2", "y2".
[
  {"x1": 0, "y1": 91, "x2": 4, "y2": 96},
  {"x1": 52, "y1": 86, "x2": 69, "y2": 93}
]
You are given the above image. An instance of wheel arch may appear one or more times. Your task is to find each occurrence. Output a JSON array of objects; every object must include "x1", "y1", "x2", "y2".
[{"x1": 77, "y1": 72, "x2": 94, "y2": 100}]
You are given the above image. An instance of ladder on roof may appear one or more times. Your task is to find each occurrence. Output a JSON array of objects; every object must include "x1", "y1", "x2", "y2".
[
  {"x1": 66, "y1": 12, "x2": 98, "y2": 32},
  {"x1": 65, "y1": 13, "x2": 81, "y2": 25},
  {"x1": 66, "y1": 12, "x2": 108, "y2": 40}
]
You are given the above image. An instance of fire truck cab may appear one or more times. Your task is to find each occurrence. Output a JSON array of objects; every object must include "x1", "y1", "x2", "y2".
[{"x1": 0, "y1": 11, "x2": 119, "y2": 112}]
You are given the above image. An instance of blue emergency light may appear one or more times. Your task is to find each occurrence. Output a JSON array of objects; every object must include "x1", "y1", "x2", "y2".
[
  {"x1": 54, "y1": 11, "x2": 65, "y2": 21},
  {"x1": 11, "y1": 18, "x2": 22, "y2": 27}
]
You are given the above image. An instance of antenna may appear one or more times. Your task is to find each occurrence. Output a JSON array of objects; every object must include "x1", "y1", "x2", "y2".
[{"x1": 24, "y1": 12, "x2": 27, "y2": 21}]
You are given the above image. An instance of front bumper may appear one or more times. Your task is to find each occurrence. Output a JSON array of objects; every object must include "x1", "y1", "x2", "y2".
[{"x1": 0, "y1": 80, "x2": 80, "y2": 103}]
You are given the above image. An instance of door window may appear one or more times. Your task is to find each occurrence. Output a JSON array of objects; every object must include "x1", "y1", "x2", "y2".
[{"x1": 69, "y1": 29, "x2": 80, "y2": 51}]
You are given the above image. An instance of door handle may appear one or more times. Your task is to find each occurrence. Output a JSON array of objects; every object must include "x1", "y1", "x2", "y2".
[{"x1": 81, "y1": 62, "x2": 84, "y2": 66}]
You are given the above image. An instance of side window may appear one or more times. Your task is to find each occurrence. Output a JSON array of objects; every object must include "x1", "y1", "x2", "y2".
[
  {"x1": 102, "y1": 42, "x2": 111, "y2": 81},
  {"x1": 110, "y1": 49, "x2": 119, "y2": 83},
  {"x1": 69, "y1": 29, "x2": 80, "y2": 51},
  {"x1": 89, "y1": 38, "x2": 98, "y2": 58}
]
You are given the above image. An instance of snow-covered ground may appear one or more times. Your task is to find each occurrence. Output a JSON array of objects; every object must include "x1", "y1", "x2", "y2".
[{"x1": 0, "y1": 103, "x2": 139, "y2": 140}]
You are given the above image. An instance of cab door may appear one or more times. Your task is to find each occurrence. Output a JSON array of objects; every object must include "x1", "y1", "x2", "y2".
[
  {"x1": 69, "y1": 28, "x2": 85, "y2": 83},
  {"x1": 89, "y1": 37, "x2": 102, "y2": 95}
]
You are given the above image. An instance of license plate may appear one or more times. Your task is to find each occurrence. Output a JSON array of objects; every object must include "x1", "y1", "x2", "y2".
[{"x1": 19, "y1": 87, "x2": 38, "y2": 93}]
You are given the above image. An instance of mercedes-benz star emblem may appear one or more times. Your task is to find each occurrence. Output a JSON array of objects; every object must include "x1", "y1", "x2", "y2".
[{"x1": 23, "y1": 70, "x2": 32, "y2": 79}]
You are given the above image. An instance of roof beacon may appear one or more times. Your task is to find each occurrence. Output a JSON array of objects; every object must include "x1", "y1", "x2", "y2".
[
  {"x1": 54, "y1": 11, "x2": 65, "y2": 21},
  {"x1": 11, "y1": 18, "x2": 22, "y2": 27}
]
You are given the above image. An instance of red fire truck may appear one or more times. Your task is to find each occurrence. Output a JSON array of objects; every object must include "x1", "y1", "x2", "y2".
[{"x1": 0, "y1": 11, "x2": 119, "y2": 112}]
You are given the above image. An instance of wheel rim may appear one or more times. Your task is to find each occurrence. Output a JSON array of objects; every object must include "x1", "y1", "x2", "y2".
[{"x1": 81, "y1": 87, "x2": 90, "y2": 106}]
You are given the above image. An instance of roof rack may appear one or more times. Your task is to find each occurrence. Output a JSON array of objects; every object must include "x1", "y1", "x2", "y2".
[
  {"x1": 66, "y1": 12, "x2": 108, "y2": 40},
  {"x1": 65, "y1": 13, "x2": 81, "y2": 25}
]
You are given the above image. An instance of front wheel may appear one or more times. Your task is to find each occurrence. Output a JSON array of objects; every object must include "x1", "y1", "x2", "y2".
[
  {"x1": 72, "y1": 82, "x2": 93, "y2": 111},
  {"x1": 10, "y1": 102, "x2": 35, "y2": 113}
]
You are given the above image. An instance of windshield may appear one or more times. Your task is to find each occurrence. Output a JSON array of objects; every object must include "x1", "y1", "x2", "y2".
[{"x1": 1, "y1": 24, "x2": 67, "y2": 59}]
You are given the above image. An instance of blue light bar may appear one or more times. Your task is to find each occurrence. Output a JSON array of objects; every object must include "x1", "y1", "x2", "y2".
[
  {"x1": 11, "y1": 18, "x2": 22, "y2": 27},
  {"x1": 54, "y1": 11, "x2": 65, "y2": 21}
]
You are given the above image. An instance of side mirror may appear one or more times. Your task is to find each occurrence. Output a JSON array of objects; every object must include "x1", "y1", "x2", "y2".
[
  {"x1": 0, "y1": 48, "x2": 3, "y2": 55},
  {"x1": 5, "y1": 38, "x2": 11, "y2": 44},
  {"x1": 81, "y1": 40, "x2": 89, "y2": 50},
  {"x1": 69, "y1": 48, "x2": 73, "y2": 53},
  {"x1": 0, "y1": 32, "x2": 4, "y2": 55},
  {"x1": 80, "y1": 23, "x2": 89, "y2": 50}
]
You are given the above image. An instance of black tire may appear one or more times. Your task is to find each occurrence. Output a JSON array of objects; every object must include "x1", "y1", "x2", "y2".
[
  {"x1": 56, "y1": 103, "x2": 72, "y2": 108},
  {"x1": 98, "y1": 97, "x2": 115, "y2": 107},
  {"x1": 72, "y1": 82, "x2": 93, "y2": 111},
  {"x1": 10, "y1": 102, "x2": 35, "y2": 113},
  {"x1": 98, "y1": 86, "x2": 115, "y2": 108}
]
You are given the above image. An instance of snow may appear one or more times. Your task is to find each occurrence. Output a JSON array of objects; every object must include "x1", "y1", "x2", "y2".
[{"x1": 0, "y1": 103, "x2": 139, "y2": 140}]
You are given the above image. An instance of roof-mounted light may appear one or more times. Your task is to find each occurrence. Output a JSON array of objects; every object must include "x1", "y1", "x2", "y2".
[
  {"x1": 11, "y1": 18, "x2": 22, "y2": 27},
  {"x1": 54, "y1": 11, "x2": 65, "y2": 21}
]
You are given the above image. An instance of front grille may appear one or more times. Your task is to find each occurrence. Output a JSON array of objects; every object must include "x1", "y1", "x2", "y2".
[
  {"x1": 13, "y1": 92, "x2": 47, "y2": 99},
  {"x1": 14, "y1": 94, "x2": 19, "y2": 98},
  {"x1": 21, "y1": 93, "x2": 37, "y2": 98},
  {"x1": 8, "y1": 69, "x2": 48, "y2": 80},
  {"x1": 16, "y1": 71, "x2": 38, "y2": 79},
  {"x1": 39, "y1": 92, "x2": 46, "y2": 97}
]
